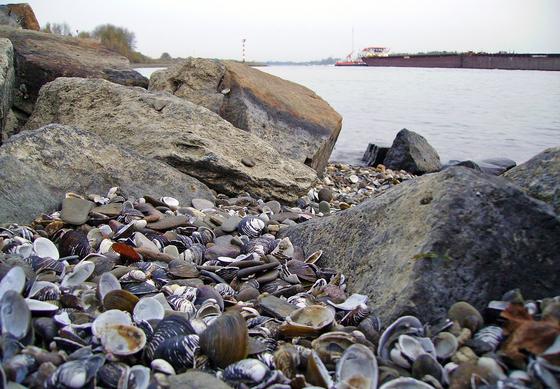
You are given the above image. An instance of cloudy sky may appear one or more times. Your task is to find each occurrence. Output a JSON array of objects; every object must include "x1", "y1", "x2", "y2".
[{"x1": 23, "y1": 0, "x2": 560, "y2": 61}]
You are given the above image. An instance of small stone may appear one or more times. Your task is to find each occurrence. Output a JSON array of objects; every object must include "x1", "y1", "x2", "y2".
[
  {"x1": 241, "y1": 158, "x2": 255, "y2": 167},
  {"x1": 349, "y1": 174, "x2": 359, "y2": 184},
  {"x1": 146, "y1": 215, "x2": 189, "y2": 230},
  {"x1": 191, "y1": 198, "x2": 215, "y2": 210},
  {"x1": 318, "y1": 187, "x2": 333, "y2": 203},
  {"x1": 451, "y1": 346, "x2": 479, "y2": 365},
  {"x1": 319, "y1": 201, "x2": 330, "y2": 214},
  {"x1": 265, "y1": 200, "x2": 282, "y2": 214},
  {"x1": 91, "y1": 202, "x2": 122, "y2": 217},
  {"x1": 60, "y1": 197, "x2": 94, "y2": 225},
  {"x1": 258, "y1": 294, "x2": 297, "y2": 320},
  {"x1": 221, "y1": 216, "x2": 242, "y2": 233}
]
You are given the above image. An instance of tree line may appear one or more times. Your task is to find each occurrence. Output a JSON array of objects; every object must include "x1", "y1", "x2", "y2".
[{"x1": 41, "y1": 22, "x2": 172, "y2": 63}]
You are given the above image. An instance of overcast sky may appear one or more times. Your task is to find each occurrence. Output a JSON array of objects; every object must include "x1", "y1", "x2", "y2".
[{"x1": 21, "y1": 0, "x2": 560, "y2": 61}]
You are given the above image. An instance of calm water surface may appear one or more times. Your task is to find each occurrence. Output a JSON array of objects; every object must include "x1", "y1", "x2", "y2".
[{"x1": 137, "y1": 66, "x2": 560, "y2": 164}]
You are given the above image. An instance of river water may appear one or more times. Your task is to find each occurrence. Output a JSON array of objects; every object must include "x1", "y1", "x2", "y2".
[{"x1": 136, "y1": 66, "x2": 560, "y2": 164}]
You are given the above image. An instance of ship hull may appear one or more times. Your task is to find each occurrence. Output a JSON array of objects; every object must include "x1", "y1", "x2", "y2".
[{"x1": 361, "y1": 54, "x2": 560, "y2": 71}]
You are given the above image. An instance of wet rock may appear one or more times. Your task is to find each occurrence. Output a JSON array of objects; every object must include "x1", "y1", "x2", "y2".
[
  {"x1": 317, "y1": 187, "x2": 333, "y2": 203},
  {"x1": 0, "y1": 124, "x2": 214, "y2": 224},
  {"x1": 24, "y1": 77, "x2": 316, "y2": 202},
  {"x1": 0, "y1": 4, "x2": 40, "y2": 30},
  {"x1": 149, "y1": 58, "x2": 342, "y2": 173},
  {"x1": 362, "y1": 142, "x2": 390, "y2": 167},
  {"x1": 192, "y1": 198, "x2": 215, "y2": 211},
  {"x1": 60, "y1": 197, "x2": 94, "y2": 226},
  {"x1": 168, "y1": 370, "x2": 233, "y2": 389},
  {"x1": 281, "y1": 167, "x2": 560, "y2": 324},
  {"x1": 504, "y1": 146, "x2": 559, "y2": 213},
  {"x1": 479, "y1": 157, "x2": 516, "y2": 175},
  {"x1": 383, "y1": 128, "x2": 442, "y2": 174},
  {"x1": 0, "y1": 37, "x2": 14, "y2": 143},
  {"x1": 0, "y1": 26, "x2": 148, "y2": 117}
]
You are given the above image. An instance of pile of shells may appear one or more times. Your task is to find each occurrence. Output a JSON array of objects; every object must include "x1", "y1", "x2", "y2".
[
  {"x1": 0, "y1": 187, "x2": 558, "y2": 389},
  {"x1": 305, "y1": 163, "x2": 415, "y2": 214}
]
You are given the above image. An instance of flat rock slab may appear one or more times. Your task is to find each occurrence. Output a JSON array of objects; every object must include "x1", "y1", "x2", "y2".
[
  {"x1": 24, "y1": 77, "x2": 316, "y2": 202},
  {"x1": 0, "y1": 26, "x2": 148, "y2": 115},
  {"x1": 146, "y1": 215, "x2": 189, "y2": 230},
  {"x1": 0, "y1": 124, "x2": 214, "y2": 225},
  {"x1": 0, "y1": 38, "x2": 14, "y2": 143},
  {"x1": 149, "y1": 58, "x2": 342, "y2": 173},
  {"x1": 281, "y1": 167, "x2": 560, "y2": 324},
  {"x1": 60, "y1": 197, "x2": 94, "y2": 225},
  {"x1": 504, "y1": 146, "x2": 560, "y2": 213}
]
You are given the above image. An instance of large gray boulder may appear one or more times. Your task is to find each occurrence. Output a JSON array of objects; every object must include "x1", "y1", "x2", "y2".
[
  {"x1": 24, "y1": 77, "x2": 316, "y2": 202},
  {"x1": 0, "y1": 26, "x2": 148, "y2": 116},
  {"x1": 384, "y1": 128, "x2": 442, "y2": 174},
  {"x1": 281, "y1": 167, "x2": 560, "y2": 324},
  {"x1": 0, "y1": 124, "x2": 214, "y2": 224},
  {"x1": 504, "y1": 146, "x2": 560, "y2": 213},
  {"x1": 149, "y1": 58, "x2": 342, "y2": 173},
  {"x1": 0, "y1": 38, "x2": 15, "y2": 143}
]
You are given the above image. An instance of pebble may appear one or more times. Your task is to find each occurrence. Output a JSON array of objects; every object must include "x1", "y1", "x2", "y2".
[
  {"x1": 241, "y1": 157, "x2": 256, "y2": 167},
  {"x1": 146, "y1": 215, "x2": 189, "y2": 230},
  {"x1": 191, "y1": 198, "x2": 215, "y2": 210},
  {"x1": 318, "y1": 187, "x2": 333, "y2": 202},
  {"x1": 221, "y1": 216, "x2": 242, "y2": 233},
  {"x1": 60, "y1": 197, "x2": 94, "y2": 225},
  {"x1": 319, "y1": 201, "x2": 331, "y2": 214}
]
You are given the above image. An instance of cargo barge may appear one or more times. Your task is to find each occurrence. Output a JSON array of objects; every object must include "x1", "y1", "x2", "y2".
[{"x1": 361, "y1": 53, "x2": 560, "y2": 71}]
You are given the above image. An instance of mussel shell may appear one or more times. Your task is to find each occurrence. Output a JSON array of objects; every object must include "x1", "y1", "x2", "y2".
[
  {"x1": 287, "y1": 260, "x2": 317, "y2": 284},
  {"x1": 199, "y1": 311, "x2": 249, "y2": 368},
  {"x1": 433, "y1": 332, "x2": 459, "y2": 360},
  {"x1": 222, "y1": 358, "x2": 269, "y2": 385},
  {"x1": 59, "y1": 230, "x2": 91, "y2": 260},
  {"x1": 242, "y1": 237, "x2": 278, "y2": 255},
  {"x1": 195, "y1": 285, "x2": 224, "y2": 311},
  {"x1": 48, "y1": 354, "x2": 105, "y2": 389},
  {"x1": 153, "y1": 334, "x2": 200, "y2": 373},
  {"x1": 122, "y1": 281, "x2": 158, "y2": 296},
  {"x1": 167, "y1": 295, "x2": 196, "y2": 316},
  {"x1": 0, "y1": 266, "x2": 26, "y2": 300},
  {"x1": 97, "y1": 362, "x2": 130, "y2": 389},
  {"x1": 237, "y1": 217, "x2": 265, "y2": 239},
  {"x1": 31, "y1": 256, "x2": 65, "y2": 274},
  {"x1": 312, "y1": 331, "x2": 358, "y2": 370},
  {"x1": 144, "y1": 316, "x2": 196, "y2": 362},
  {"x1": 61, "y1": 260, "x2": 95, "y2": 288}
]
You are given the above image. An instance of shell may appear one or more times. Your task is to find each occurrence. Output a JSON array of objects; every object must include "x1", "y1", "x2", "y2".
[
  {"x1": 378, "y1": 377, "x2": 434, "y2": 389},
  {"x1": 99, "y1": 324, "x2": 147, "y2": 356},
  {"x1": 97, "y1": 272, "x2": 122, "y2": 301},
  {"x1": 0, "y1": 290, "x2": 31, "y2": 340},
  {"x1": 153, "y1": 334, "x2": 200, "y2": 372},
  {"x1": 61, "y1": 260, "x2": 95, "y2": 287},
  {"x1": 336, "y1": 344, "x2": 378, "y2": 389},
  {"x1": 199, "y1": 311, "x2": 249, "y2": 368},
  {"x1": 112, "y1": 242, "x2": 142, "y2": 262},
  {"x1": 433, "y1": 332, "x2": 459, "y2": 360},
  {"x1": 378, "y1": 316, "x2": 424, "y2": 361},
  {"x1": 59, "y1": 230, "x2": 91, "y2": 260},
  {"x1": 329, "y1": 293, "x2": 369, "y2": 311},
  {"x1": 306, "y1": 350, "x2": 334, "y2": 388},
  {"x1": 312, "y1": 331, "x2": 358, "y2": 370},
  {"x1": 103, "y1": 289, "x2": 140, "y2": 313},
  {"x1": 0, "y1": 266, "x2": 26, "y2": 300},
  {"x1": 144, "y1": 316, "x2": 196, "y2": 362},
  {"x1": 280, "y1": 305, "x2": 335, "y2": 337},
  {"x1": 30, "y1": 256, "x2": 65, "y2": 274},
  {"x1": 128, "y1": 365, "x2": 151, "y2": 389},
  {"x1": 151, "y1": 359, "x2": 176, "y2": 375},
  {"x1": 222, "y1": 358, "x2": 269, "y2": 385},
  {"x1": 133, "y1": 297, "x2": 165, "y2": 323},
  {"x1": 167, "y1": 294, "x2": 196, "y2": 316},
  {"x1": 97, "y1": 362, "x2": 130, "y2": 389},
  {"x1": 33, "y1": 237, "x2": 59, "y2": 260},
  {"x1": 237, "y1": 216, "x2": 266, "y2": 238},
  {"x1": 93, "y1": 309, "x2": 133, "y2": 338},
  {"x1": 49, "y1": 355, "x2": 105, "y2": 389}
]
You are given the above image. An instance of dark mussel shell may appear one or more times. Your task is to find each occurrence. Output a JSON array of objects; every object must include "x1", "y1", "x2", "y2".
[
  {"x1": 153, "y1": 334, "x2": 200, "y2": 373},
  {"x1": 144, "y1": 316, "x2": 196, "y2": 362},
  {"x1": 242, "y1": 237, "x2": 278, "y2": 255},
  {"x1": 30, "y1": 256, "x2": 65, "y2": 274},
  {"x1": 122, "y1": 281, "x2": 158, "y2": 296},
  {"x1": 199, "y1": 311, "x2": 249, "y2": 368},
  {"x1": 59, "y1": 230, "x2": 91, "y2": 260},
  {"x1": 97, "y1": 361, "x2": 129, "y2": 389},
  {"x1": 237, "y1": 217, "x2": 266, "y2": 239}
]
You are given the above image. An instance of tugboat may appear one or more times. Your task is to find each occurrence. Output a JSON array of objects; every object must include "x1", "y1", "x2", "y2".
[{"x1": 335, "y1": 46, "x2": 390, "y2": 66}]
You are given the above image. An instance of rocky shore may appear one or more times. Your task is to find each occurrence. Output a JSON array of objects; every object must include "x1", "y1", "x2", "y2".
[{"x1": 0, "y1": 5, "x2": 559, "y2": 389}]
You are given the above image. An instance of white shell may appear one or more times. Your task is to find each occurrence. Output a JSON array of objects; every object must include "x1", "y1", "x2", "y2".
[
  {"x1": 133, "y1": 297, "x2": 165, "y2": 323},
  {"x1": 0, "y1": 266, "x2": 26, "y2": 300},
  {"x1": 336, "y1": 344, "x2": 378, "y2": 389},
  {"x1": 92, "y1": 309, "x2": 132, "y2": 338},
  {"x1": 99, "y1": 238, "x2": 114, "y2": 254},
  {"x1": 100, "y1": 324, "x2": 146, "y2": 356},
  {"x1": 160, "y1": 197, "x2": 179, "y2": 209},
  {"x1": 98, "y1": 272, "x2": 121, "y2": 301},
  {"x1": 25, "y1": 299, "x2": 59, "y2": 312},
  {"x1": 61, "y1": 261, "x2": 95, "y2": 287},
  {"x1": 33, "y1": 237, "x2": 59, "y2": 260},
  {"x1": 328, "y1": 293, "x2": 369, "y2": 311},
  {"x1": 15, "y1": 242, "x2": 33, "y2": 258},
  {"x1": 434, "y1": 332, "x2": 458, "y2": 360},
  {"x1": 398, "y1": 334, "x2": 427, "y2": 362},
  {"x1": 379, "y1": 377, "x2": 434, "y2": 389}
]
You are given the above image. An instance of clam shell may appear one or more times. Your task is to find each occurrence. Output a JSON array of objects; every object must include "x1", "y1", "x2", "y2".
[
  {"x1": 133, "y1": 297, "x2": 165, "y2": 323},
  {"x1": 0, "y1": 266, "x2": 26, "y2": 300},
  {"x1": 199, "y1": 311, "x2": 249, "y2": 368},
  {"x1": 100, "y1": 324, "x2": 147, "y2": 356},
  {"x1": 378, "y1": 316, "x2": 424, "y2": 361},
  {"x1": 151, "y1": 359, "x2": 176, "y2": 375},
  {"x1": 378, "y1": 377, "x2": 434, "y2": 389},
  {"x1": 0, "y1": 290, "x2": 31, "y2": 340},
  {"x1": 280, "y1": 305, "x2": 335, "y2": 337},
  {"x1": 312, "y1": 331, "x2": 357, "y2": 370},
  {"x1": 329, "y1": 293, "x2": 369, "y2": 311},
  {"x1": 98, "y1": 272, "x2": 122, "y2": 301},
  {"x1": 97, "y1": 362, "x2": 130, "y2": 389},
  {"x1": 93, "y1": 309, "x2": 133, "y2": 338},
  {"x1": 168, "y1": 259, "x2": 200, "y2": 278},
  {"x1": 33, "y1": 237, "x2": 59, "y2": 260},
  {"x1": 61, "y1": 260, "x2": 95, "y2": 287},
  {"x1": 433, "y1": 332, "x2": 458, "y2": 360},
  {"x1": 336, "y1": 344, "x2": 378, "y2": 389},
  {"x1": 103, "y1": 289, "x2": 140, "y2": 313},
  {"x1": 128, "y1": 365, "x2": 151, "y2": 389},
  {"x1": 306, "y1": 350, "x2": 334, "y2": 388}
]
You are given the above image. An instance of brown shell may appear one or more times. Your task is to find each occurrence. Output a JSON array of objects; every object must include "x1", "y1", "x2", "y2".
[
  {"x1": 112, "y1": 243, "x2": 142, "y2": 262},
  {"x1": 103, "y1": 289, "x2": 139, "y2": 313},
  {"x1": 199, "y1": 311, "x2": 248, "y2": 368}
]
